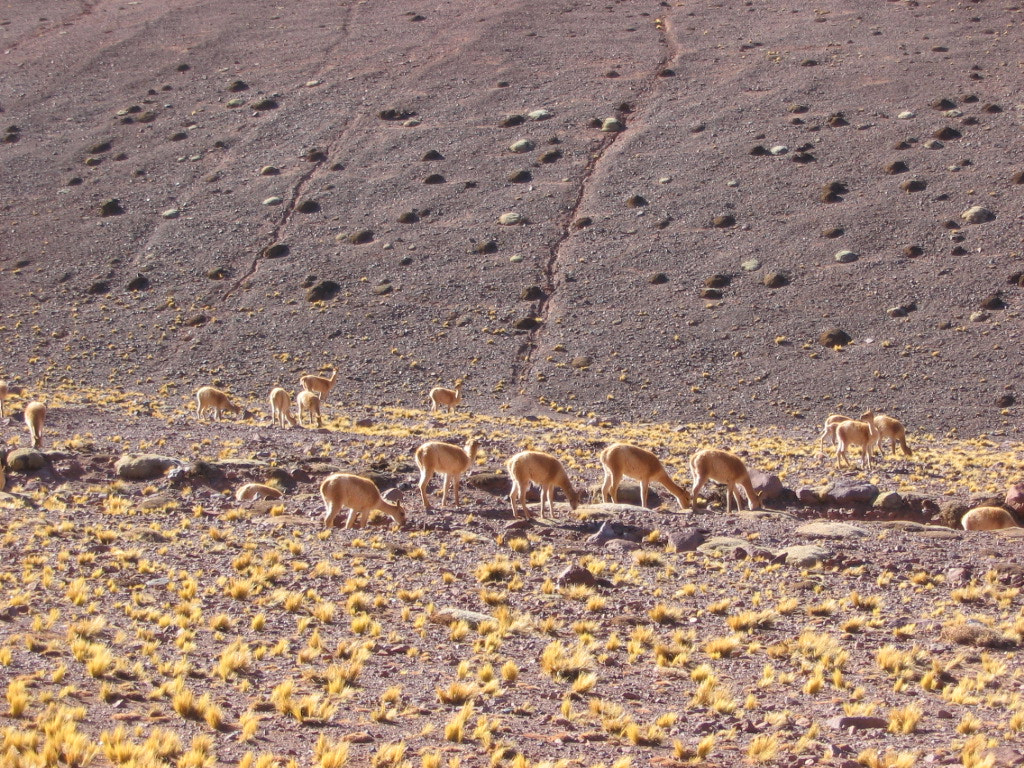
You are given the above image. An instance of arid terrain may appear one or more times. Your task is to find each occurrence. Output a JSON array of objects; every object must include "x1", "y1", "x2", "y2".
[{"x1": 2, "y1": 1, "x2": 1024, "y2": 766}]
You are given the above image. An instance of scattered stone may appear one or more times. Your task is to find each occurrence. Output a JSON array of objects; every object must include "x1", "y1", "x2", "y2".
[
  {"x1": 6, "y1": 448, "x2": 46, "y2": 472},
  {"x1": 923, "y1": 139, "x2": 944, "y2": 149},
  {"x1": 600, "y1": 117, "x2": 625, "y2": 132},
  {"x1": 226, "y1": 79, "x2": 248, "y2": 92},
  {"x1": 819, "y1": 328, "x2": 851, "y2": 347},
  {"x1": 741, "y1": 259, "x2": 761, "y2": 272},
  {"x1": 86, "y1": 280, "x2": 110, "y2": 296},
  {"x1": 500, "y1": 114, "x2": 526, "y2": 128},
  {"x1": 508, "y1": 169, "x2": 532, "y2": 183},
  {"x1": 796, "y1": 521, "x2": 871, "y2": 539},
  {"x1": 1012, "y1": 170, "x2": 1024, "y2": 185},
  {"x1": 99, "y1": 199, "x2": 124, "y2": 217},
  {"x1": 226, "y1": 98, "x2": 245, "y2": 108},
  {"x1": 666, "y1": 528, "x2": 705, "y2": 553},
  {"x1": 557, "y1": 565, "x2": 597, "y2": 588},
  {"x1": 712, "y1": 214, "x2": 735, "y2": 228},
  {"x1": 834, "y1": 250, "x2": 859, "y2": 264},
  {"x1": 697, "y1": 536, "x2": 753, "y2": 557},
  {"x1": 527, "y1": 109, "x2": 552, "y2": 121},
  {"x1": 115, "y1": 454, "x2": 178, "y2": 480},
  {"x1": 827, "y1": 716, "x2": 889, "y2": 731},
  {"x1": 897, "y1": 110, "x2": 915, "y2": 119},
  {"x1": 705, "y1": 274, "x2": 731, "y2": 288},
  {"x1": 820, "y1": 181, "x2": 848, "y2": 203},
  {"x1": 348, "y1": 230, "x2": 374, "y2": 244},
  {"x1": 539, "y1": 149, "x2": 562, "y2": 163},
  {"x1": 521, "y1": 286, "x2": 546, "y2": 301},
  {"x1": 700, "y1": 288, "x2": 722, "y2": 300},
  {"x1": 372, "y1": 282, "x2": 393, "y2": 296},
  {"x1": 1005, "y1": 484, "x2": 1024, "y2": 515},
  {"x1": 827, "y1": 112, "x2": 848, "y2": 127},
  {"x1": 571, "y1": 356, "x2": 592, "y2": 369},
  {"x1": 781, "y1": 544, "x2": 831, "y2": 567},
  {"x1": 626, "y1": 195, "x2": 647, "y2": 208},
  {"x1": 961, "y1": 205, "x2": 995, "y2": 224},
  {"x1": 498, "y1": 212, "x2": 524, "y2": 225},
  {"x1": 934, "y1": 126, "x2": 962, "y2": 140},
  {"x1": 513, "y1": 316, "x2": 540, "y2": 331},
  {"x1": 970, "y1": 311, "x2": 990, "y2": 323},
  {"x1": 769, "y1": 145, "x2": 788, "y2": 156},
  {"x1": 821, "y1": 481, "x2": 879, "y2": 506},
  {"x1": 884, "y1": 160, "x2": 909, "y2": 174},
  {"x1": 398, "y1": 211, "x2": 419, "y2": 224},
  {"x1": 875, "y1": 491, "x2": 907, "y2": 512},
  {"x1": 263, "y1": 243, "x2": 290, "y2": 258},
  {"x1": 161, "y1": 208, "x2": 180, "y2": 219},
  {"x1": 262, "y1": 196, "x2": 283, "y2": 206},
  {"x1": 207, "y1": 267, "x2": 230, "y2": 280},
  {"x1": 431, "y1": 607, "x2": 493, "y2": 628},
  {"x1": 421, "y1": 150, "x2": 443, "y2": 161},
  {"x1": 791, "y1": 151, "x2": 815, "y2": 163},
  {"x1": 748, "y1": 469, "x2": 785, "y2": 502},
  {"x1": 900, "y1": 178, "x2": 927, "y2": 192},
  {"x1": 127, "y1": 275, "x2": 151, "y2": 291},
  {"x1": 475, "y1": 240, "x2": 498, "y2": 254},
  {"x1": 307, "y1": 280, "x2": 340, "y2": 302},
  {"x1": 250, "y1": 97, "x2": 279, "y2": 111},
  {"x1": 378, "y1": 108, "x2": 415, "y2": 121},
  {"x1": 509, "y1": 139, "x2": 534, "y2": 154},
  {"x1": 762, "y1": 271, "x2": 789, "y2": 288},
  {"x1": 904, "y1": 245, "x2": 924, "y2": 257},
  {"x1": 749, "y1": 145, "x2": 769, "y2": 156},
  {"x1": 423, "y1": 174, "x2": 445, "y2": 184},
  {"x1": 981, "y1": 292, "x2": 1006, "y2": 310},
  {"x1": 572, "y1": 216, "x2": 592, "y2": 228},
  {"x1": 996, "y1": 394, "x2": 1015, "y2": 408},
  {"x1": 648, "y1": 272, "x2": 669, "y2": 285}
]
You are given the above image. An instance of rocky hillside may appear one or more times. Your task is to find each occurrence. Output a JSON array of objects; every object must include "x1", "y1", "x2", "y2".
[{"x1": 2, "y1": 0, "x2": 1022, "y2": 438}]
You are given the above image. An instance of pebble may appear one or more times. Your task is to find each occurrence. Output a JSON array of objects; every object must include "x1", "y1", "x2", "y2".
[
  {"x1": 509, "y1": 139, "x2": 534, "y2": 153},
  {"x1": 897, "y1": 110, "x2": 915, "y2": 119},
  {"x1": 961, "y1": 205, "x2": 995, "y2": 224},
  {"x1": 528, "y1": 109, "x2": 552, "y2": 121},
  {"x1": 259, "y1": 165, "x2": 280, "y2": 176},
  {"x1": 741, "y1": 259, "x2": 761, "y2": 272},
  {"x1": 834, "y1": 249, "x2": 859, "y2": 263},
  {"x1": 509, "y1": 254, "x2": 524, "y2": 263},
  {"x1": 601, "y1": 117, "x2": 625, "y2": 132},
  {"x1": 769, "y1": 145, "x2": 788, "y2": 155},
  {"x1": 262, "y1": 196, "x2": 283, "y2": 206},
  {"x1": 498, "y1": 212, "x2": 524, "y2": 225},
  {"x1": 226, "y1": 98, "x2": 245, "y2": 108},
  {"x1": 161, "y1": 208, "x2": 180, "y2": 219}
]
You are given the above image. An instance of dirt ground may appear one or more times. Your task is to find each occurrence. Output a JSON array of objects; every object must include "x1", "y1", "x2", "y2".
[{"x1": 2, "y1": 1, "x2": 1024, "y2": 765}]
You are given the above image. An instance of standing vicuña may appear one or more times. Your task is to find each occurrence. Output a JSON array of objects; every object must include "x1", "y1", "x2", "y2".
[
  {"x1": 834, "y1": 411, "x2": 880, "y2": 470},
  {"x1": 600, "y1": 442, "x2": 691, "y2": 509},
  {"x1": 429, "y1": 382, "x2": 463, "y2": 414},
  {"x1": 269, "y1": 387, "x2": 298, "y2": 428},
  {"x1": 296, "y1": 390, "x2": 323, "y2": 428},
  {"x1": 818, "y1": 414, "x2": 853, "y2": 453},
  {"x1": 506, "y1": 450, "x2": 580, "y2": 519},
  {"x1": 415, "y1": 438, "x2": 480, "y2": 510},
  {"x1": 24, "y1": 401, "x2": 47, "y2": 449},
  {"x1": 300, "y1": 370, "x2": 338, "y2": 403},
  {"x1": 195, "y1": 386, "x2": 241, "y2": 421},
  {"x1": 961, "y1": 506, "x2": 1019, "y2": 531},
  {"x1": 690, "y1": 448, "x2": 760, "y2": 514},
  {"x1": 320, "y1": 473, "x2": 405, "y2": 529}
]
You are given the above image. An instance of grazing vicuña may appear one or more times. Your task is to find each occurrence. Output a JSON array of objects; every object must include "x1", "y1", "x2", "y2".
[
  {"x1": 506, "y1": 450, "x2": 580, "y2": 519},
  {"x1": 296, "y1": 390, "x2": 323, "y2": 428},
  {"x1": 195, "y1": 386, "x2": 241, "y2": 422},
  {"x1": 834, "y1": 411, "x2": 880, "y2": 470},
  {"x1": 320, "y1": 473, "x2": 405, "y2": 529},
  {"x1": 235, "y1": 483, "x2": 284, "y2": 501},
  {"x1": 24, "y1": 400, "x2": 46, "y2": 449},
  {"x1": 600, "y1": 442, "x2": 690, "y2": 509},
  {"x1": 269, "y1": 387, "x2": 298, "y2": 428},
  {"x1": 690, "y1": 448, "x2": 760, "y2": 514}
]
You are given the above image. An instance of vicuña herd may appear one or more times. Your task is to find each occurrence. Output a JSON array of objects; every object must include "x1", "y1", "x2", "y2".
[{"x1": 4, "y1": 374, "x2": 1020, "y2": 532}]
